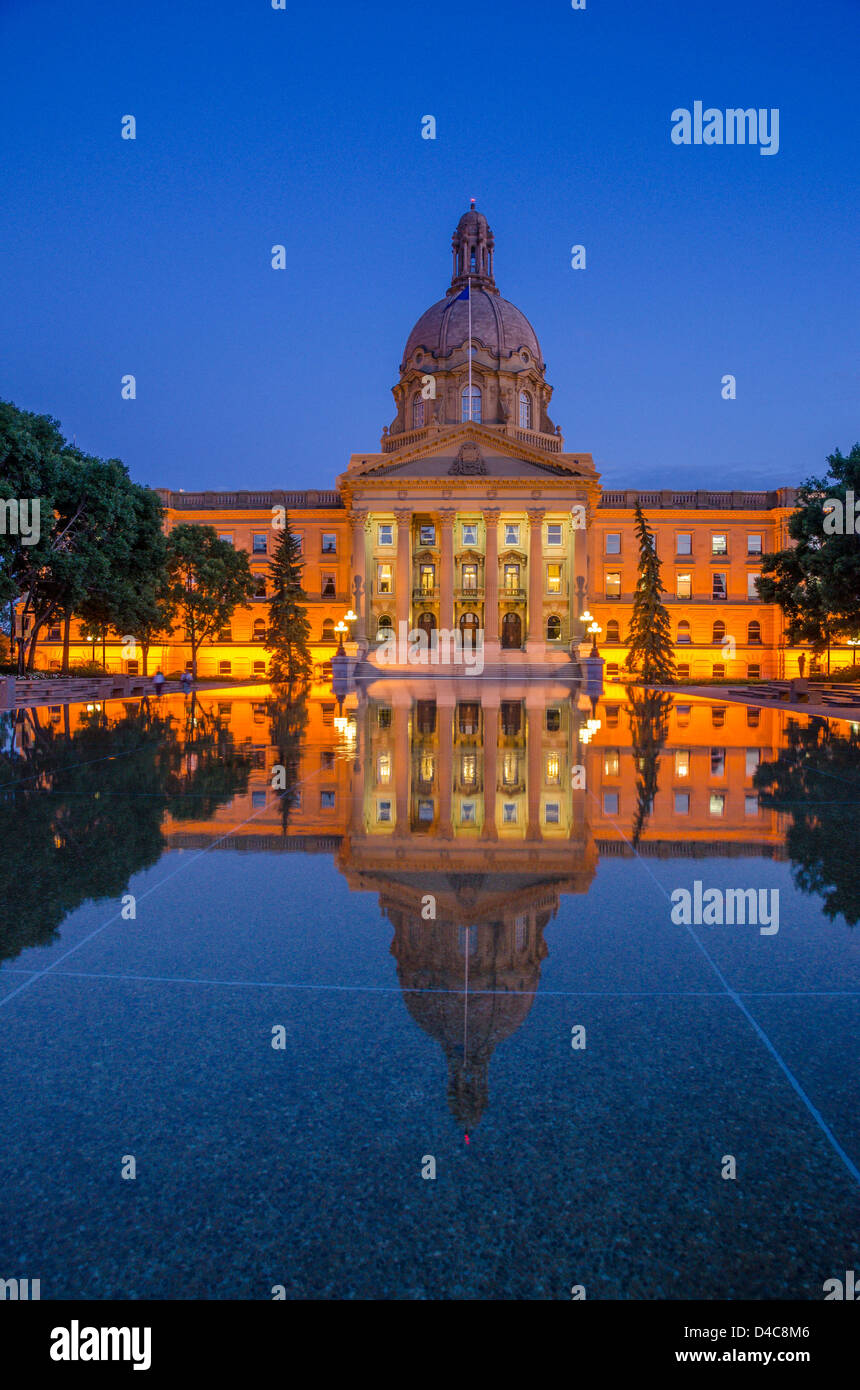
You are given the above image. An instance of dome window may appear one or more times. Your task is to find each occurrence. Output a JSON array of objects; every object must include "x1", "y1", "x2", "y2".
[
  {"x1": 519, "y1": 391, "x2": 532, "y2": 429},
  {"x1": 412, "y1": 394, "x2": 425, "y2": 428},
  {"x1": 470, "y1": 246, "x2": 477, "y2": 272},
  {"x1": 461, "y1": 385, "x2": 482, "y2": 423}
]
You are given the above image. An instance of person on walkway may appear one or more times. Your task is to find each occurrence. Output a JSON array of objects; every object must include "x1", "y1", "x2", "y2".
[
  {"x1": 180, "y1": 670, "x2": 192, "y2": 692},
  {"x1": 798, "y1": 653, "x2": 806, "y2": 678},
  {"x1": 153, "y1": 669, "x2": 165, "y2": 695}
]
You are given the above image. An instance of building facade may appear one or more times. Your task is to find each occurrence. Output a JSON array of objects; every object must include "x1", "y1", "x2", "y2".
[{"x1": 33, "y1": 205, "x2": 828, "y2": 681}]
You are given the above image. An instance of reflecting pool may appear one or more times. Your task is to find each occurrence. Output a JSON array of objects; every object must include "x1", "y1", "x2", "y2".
[{"x1": 0, "y1": 680, "x2": 858, "y2": 1299}]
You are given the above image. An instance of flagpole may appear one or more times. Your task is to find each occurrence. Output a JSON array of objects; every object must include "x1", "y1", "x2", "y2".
[{"x1": 467, "y1": 275, "x2": 472, "y2": 420}]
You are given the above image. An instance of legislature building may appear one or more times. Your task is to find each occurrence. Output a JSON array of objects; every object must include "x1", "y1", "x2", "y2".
[{"x1": 36, "y1": 204, "x2": 810, "y2": 682}]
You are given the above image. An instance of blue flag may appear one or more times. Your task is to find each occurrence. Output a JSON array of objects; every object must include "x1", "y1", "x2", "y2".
[{"x1": 449, "y1": 284, "x2": 470, "y2": 301}]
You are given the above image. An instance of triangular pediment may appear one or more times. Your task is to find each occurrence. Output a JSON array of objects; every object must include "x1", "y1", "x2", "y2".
[{"x1": 344, "y1": 424, "x2": 594, "y2": 483}]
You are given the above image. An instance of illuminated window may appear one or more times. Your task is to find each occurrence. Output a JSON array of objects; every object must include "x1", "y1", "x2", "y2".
[
  {"x1": 519, "y1": 391, "x2": 532, "y2": 428},
  {"x1": 420, "y1": 563, "x2": 435, "y2": 593},
  {"x1": 709, "y1": 793, "x2": 725, "y2": 816},
  {"x1": 503, "y1": 751, "x2": 519, "y2": 785},
  {"x1": 377, "y1": 562, "x2": 393, "y2": 594},
  {"x1": 677, "y1": 573, "x2": 692, "y2": 599},
  {"x1": 546, "y1": 615, "x2": 562, "y2": 641},
  {"x1": 377, "y1": 752, "x2": 391, "y2": 785},
  {"x1": 603, "y1": 750, "x2": 620, "y2": 777},
  {"x1": 461, "y1": 385, "x2": 482, "y2": 422},
  {"x1": 504, "y1": 563, "x2": 520, "y2": 591},
  {"x1": 420, "y1": 753, "x2": 435, "y2": 783},
  {"x1": 461, "y1": 562, "x2": 478, "y2": 591},
  {"x1": 605, "y1": 572, "x2": 621, "y2": 599},
  {"x1": 546, "y1": 563, "x2": 562, "y2": 594},
  {"x1": 460, "y1": 753, "x2": 476, "y2": 786},
  {"x1": 545, "y1": 752, "x2": 561, "y2": 785},
  {"x1": 675, "y1": 750, "x2": 690, "y2": 778},
  {"x1": 376, "y1": 615, "x2": 393, "y2": 639}
]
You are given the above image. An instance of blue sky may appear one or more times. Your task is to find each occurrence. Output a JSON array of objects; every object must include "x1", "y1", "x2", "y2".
[{"x1": 1, "y1": 0, "x2": 857, "y2": 493}]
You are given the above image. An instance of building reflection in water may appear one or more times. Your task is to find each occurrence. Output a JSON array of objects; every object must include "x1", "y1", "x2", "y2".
[
  {"x1": 6, "y1": 682, "x2": 856, "y2": 1129},
  {"x1": 337, "y1": 678, "x2": 596, "y2": 1130}
]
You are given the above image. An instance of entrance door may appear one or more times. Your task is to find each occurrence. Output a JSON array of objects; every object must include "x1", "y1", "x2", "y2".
[
  {"x1": 417, "y1": 612, "x2": 436, "y2": 641},
  {"x1": 501, "y1": 612, "x2": 522, "y2": 649},
  {"x1": 459, "y1": 611, "x2": 479, "y2": 648}
]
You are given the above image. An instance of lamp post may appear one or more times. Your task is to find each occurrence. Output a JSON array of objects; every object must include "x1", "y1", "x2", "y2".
[
  {"x1": 335, "y1": 620, "x2": 348, "y2": 653},
  {"x1": 587, "y1": 620, "x2": 602, "y2": 659}
]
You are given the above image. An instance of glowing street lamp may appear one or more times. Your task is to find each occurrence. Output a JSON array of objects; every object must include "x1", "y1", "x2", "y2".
[
  {"x1": 334, "y1": 620, "x2": 348, "y2": 653},
  {"x1": 587, "y1": 620, "x2": 602, "y2": 659}
]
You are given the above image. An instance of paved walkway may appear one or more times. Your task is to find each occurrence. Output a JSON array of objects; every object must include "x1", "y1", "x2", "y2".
[{"x1": 664, "y1": 683, "x2": 860, "y2": 722}]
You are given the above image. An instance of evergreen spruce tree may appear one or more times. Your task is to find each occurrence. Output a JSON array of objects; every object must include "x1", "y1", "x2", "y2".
[
  {"x1": 267, "y1": 518, "x2": 312, "y2": 689},
  {"x1": 623, "y1": 503, "x2": 676, "y2": 684}
]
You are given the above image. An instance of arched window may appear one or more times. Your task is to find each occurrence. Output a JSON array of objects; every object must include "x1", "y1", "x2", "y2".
[
  {"x1": 252, "y1": 618, "x2": 266, "y2": 643},
  {"x1": 470, "y1": 247, "x2": 476, "y2": 272},
  {"x1": 748, "y1": 620, "x2": 762, "y2": 645},
  {"x1": 546, "y1": 615, "x2": 562, "y2": 641},
  {"x1": 677, "y1": 620, "x2": 691, "y2": 644},
  {"x1": 461, "y1": 385, "x2": 482, "y2": 423},
  {"x1": 712, "y1": 619, "x2": 726, "y2": 645},
  {"x1": 321, "y1": 619, "x2": 336, "y2": 643},
  {"x1": 606, "y1": 619, "x2": 620, "y2": 644},
  {"x1": 377, "y1": 614, "x2": 393, "y2": 639},
  {"x1": 412, "y1": 393, "x2": 425, "y2": 428},
  {"x1": 519, "y1": 391, "x2": 532, "y2": 429}
]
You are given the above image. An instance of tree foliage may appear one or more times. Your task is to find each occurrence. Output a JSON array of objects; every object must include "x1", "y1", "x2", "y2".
[
  {"x1": 266, "y1": 517, "x2": 312, "y2": 688},
  {"x1": 623, "y1": 504, "x2": 676, "y2": 684},
  {"x1": 164, "y1": 523, "x2": 255, "y2": 680},
  {"x1": 757, "y1": 443, "x2": 860, "y2": 650}
]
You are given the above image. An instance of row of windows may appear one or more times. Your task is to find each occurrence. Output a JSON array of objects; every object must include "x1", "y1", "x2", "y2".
[
  {"x1": 377, "y1": 559, "x2": 567, "y2": 595},
  {"x1": 605, "y1": 661, "x2": 763, "y2": 681},
  {"x1": 602, "y1": 747, "x2": 761, "y2": 778},
  {"x1": 602, "y1": 531, "x2": 765, "y2": 557},
  {"x1": 601, "y1": 619, "x2": 764, "y2": 644},
  {"x1": 375, "y1": 796, "x2": 564, "y2": 826},
  {"x1": 377, "y1": 521, "x2": 566, "y2": 549},
  {"x1": 373, "y1": 613, "x2": 568, "y2": 641},
  {"x1": 411, "y1": 388, "x2": 534, "y2": 429},
  {"x1": 604, "y1": 572, "x2": 761, "y2": 600},
  {"x1": 601, "y1": 790, "x2": 760, "y2": 817},
  {"x1": 216, "y1": 532, "x2": 338, "y2": 555}
]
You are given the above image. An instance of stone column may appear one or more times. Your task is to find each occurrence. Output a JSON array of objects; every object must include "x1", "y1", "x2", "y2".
[
  {"x1": 526, "y1": 508, "x2": 545, "y2": 656},
  {"x1": 480, "y1": 689, "x2": 500, "y2": 839},
  {"x1": 439, "y1": 508, "x2": 455, "y2": 639},
  {"x1": 436, "y1": 688, "x2": 455, "y2": 838},
  {"x1": 526, "y1": 692, "x2": 544, "y2": 840},
  {"x1": 393, "y1": 691, "x2": 411, "y2": 835},
  {"x1": 483, "y1": 507, "x2": 500, "y2": 659},
  {"x1": 351, "y1": 510, "x2": 368, "y2": 644},
  {"x1": 395, "y1": 509, "x2": 412, "y2": 640}
]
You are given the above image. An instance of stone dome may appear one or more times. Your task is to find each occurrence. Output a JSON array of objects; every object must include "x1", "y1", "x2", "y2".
[{"x1": 402, "y1": 290, "x2": 543, "y2": 371}]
